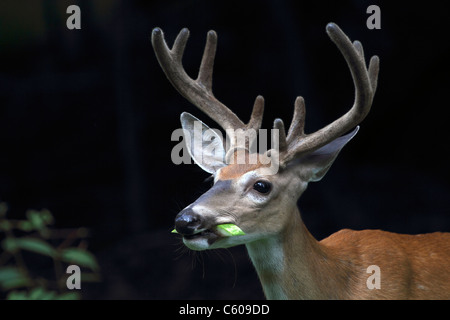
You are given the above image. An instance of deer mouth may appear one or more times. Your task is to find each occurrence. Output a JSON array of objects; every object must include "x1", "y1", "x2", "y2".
[
  {"x1": 184, "y1": 228, "x2": 220, "y2": 242},
  {"x1": 177, "y1": 221, "x2": 246, "y2": 250}
]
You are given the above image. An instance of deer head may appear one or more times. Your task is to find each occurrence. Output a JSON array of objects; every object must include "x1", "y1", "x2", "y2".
[{"x1": 152, "y1": 23, "x2": 379, "y2": 251}]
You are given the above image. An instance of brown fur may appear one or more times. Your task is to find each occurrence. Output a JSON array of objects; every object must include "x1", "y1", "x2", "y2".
[
  {"x1": 218, "y1": 152, "x2": 268, "y2": 180},
  {"x1": 320, "y1": 229, "x2": 450, "y2": 299},
  {"x1": 218, "y1": 163, "x2": 264, "y2": 180},
  {"x1": 279, "y1": 211, "x2": 450, "y2": 299}
]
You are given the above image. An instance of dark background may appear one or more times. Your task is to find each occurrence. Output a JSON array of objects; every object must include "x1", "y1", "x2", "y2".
[{"x1": 1, "y1": 0, "x2": 449, "y2": 299}]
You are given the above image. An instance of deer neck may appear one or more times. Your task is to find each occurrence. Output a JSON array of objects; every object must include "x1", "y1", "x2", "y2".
[{"x1": 245, "y1": 207, "x2": 351, "y2": 300}]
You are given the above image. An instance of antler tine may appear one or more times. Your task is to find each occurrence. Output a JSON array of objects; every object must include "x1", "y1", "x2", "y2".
[
  {"x1": 151, "y1": 28, "x2": 245, "y2": 131},
  {"x1": 368, "y1": 55, "x2": 379, "y2": 93},
  {"x1": 273, "y1": 118, "x2": 288, "y2": 152},
  {"x1": 197, "y1": 30, "x2": 216, "y2": 91},
  {"x1": 172, "y1": 28, "x2": 190, "y2": 61},
  {"x1": 352, "y1": 40, "x2": 364, "y2": 58},
  {"x1": 282, "y1": 23, "x2": 379, "y2": 163},
  {"x1": 286, "y1": 96, "x2": 306, "y2": 143},
  {"x1": 247, "y1": 95, "x2": 265, "y2": 131}
]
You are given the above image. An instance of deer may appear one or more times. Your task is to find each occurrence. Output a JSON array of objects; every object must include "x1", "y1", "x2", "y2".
[{"x1": 151, "y1": 23, "x2": 450, "y2": 299}]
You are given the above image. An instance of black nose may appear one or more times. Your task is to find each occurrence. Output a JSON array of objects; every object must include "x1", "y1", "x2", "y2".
[{"x1": 175, "y1": 208, "x2": 202, "y2": 235}]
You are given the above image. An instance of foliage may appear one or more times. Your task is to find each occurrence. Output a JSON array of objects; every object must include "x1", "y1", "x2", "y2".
[{"x1": 0, "y1": 203, "x2": 100, "y2": 300}]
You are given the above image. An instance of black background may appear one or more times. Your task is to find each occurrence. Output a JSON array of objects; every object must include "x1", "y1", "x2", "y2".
[{"x1": 1, "y1": 0, "x2": 449, "y2": 299}]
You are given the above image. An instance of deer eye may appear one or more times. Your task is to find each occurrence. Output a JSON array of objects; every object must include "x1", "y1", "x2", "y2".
[{"x1": 253, "y1": 181, "x2": 272, "y2": 194}]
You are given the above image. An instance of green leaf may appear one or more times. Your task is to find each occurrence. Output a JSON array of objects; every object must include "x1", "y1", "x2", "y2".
[
  {"x1": 7, "y1": 287, "x2": 58, "y2": 300},
  {"x1": 7, "y1": 290, "x2": 28, "y2": 300},
  {"x1": 216, "y1": 224, "x2": 246, "y2": 236},
  {"x1": 29, "y1": 287, "x2": 46, "y2": 299},
  {"x1": 17, "y1": 220, "x2": 33, "y2": 232},
  {"x1": 2, "y1": 237, "x2": 56, "y2": 257},
  {"x1": 0, "y1": 267, "x2": 19, "y2": 282},
  {"x1": 26, "y1": 210, "x2": 45, "y2": 230},
  {"x1": 61, "y1": 248, "x2": 99, "y2": 271},
  {"x1": 171, "y1": 229, "x2": 178, "y2": 234},
  {"x1": 24, "y1": 209, "x2": 53, "y2": 237},
  {"x1": 0, "y1": 267, "x2": 31, "y2": 290},
  {"x1": 39, "y1": 209, "x2": 54, "y2": 225},
  {"x1": 56, "y1": 292, "x2": 80, "y2": 300},
  {"x1": 28, "y1": 287, "x2": 57, "y2": 300},
  {"x1": 37, "y1": 290, "x2": 57, "y2": 300},
  {"x1": 2, "y1": 238, "x2": 16, "y2": 252}
]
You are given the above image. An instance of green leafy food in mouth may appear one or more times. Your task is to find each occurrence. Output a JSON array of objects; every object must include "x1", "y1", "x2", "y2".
[
  {"x1": 216, "y1": 224, "x2": 245, "y2": 236},
  {"x1": 171, "y1": 223, "x2": 245, "y2": 236}
]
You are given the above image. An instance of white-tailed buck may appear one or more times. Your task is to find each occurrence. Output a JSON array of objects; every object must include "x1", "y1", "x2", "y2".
[{"x1": 152, "y1": 23, "x2": 450, "y2": 299}]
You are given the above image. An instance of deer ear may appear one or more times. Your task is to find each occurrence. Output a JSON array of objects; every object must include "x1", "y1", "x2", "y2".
[
  {"x1": 180, "y1": 112, "x2": 227, "y2": 174},
  {"x1": 298, "y1": 126, "x2": 359, "y2": 182}
]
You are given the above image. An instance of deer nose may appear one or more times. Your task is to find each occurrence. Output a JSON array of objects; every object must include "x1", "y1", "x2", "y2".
[{"x1": 175, "y1": 208, "x2": 202, "y2": 235}]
